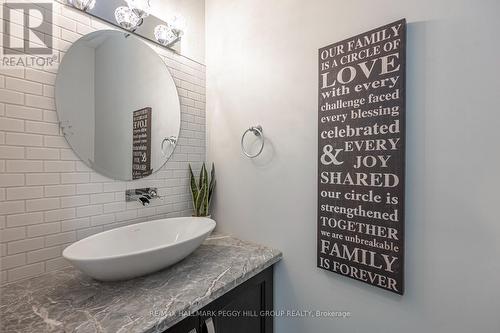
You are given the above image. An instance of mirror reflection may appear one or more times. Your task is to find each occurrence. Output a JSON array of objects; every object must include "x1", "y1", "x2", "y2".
[{"x1": 55, "y1": 30, "x2": 181, "y2": 181}]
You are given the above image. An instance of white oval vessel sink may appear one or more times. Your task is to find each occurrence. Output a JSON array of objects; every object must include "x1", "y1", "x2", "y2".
[{"x1": 63, "y1": 217, "x2": 216, "y2": 281}]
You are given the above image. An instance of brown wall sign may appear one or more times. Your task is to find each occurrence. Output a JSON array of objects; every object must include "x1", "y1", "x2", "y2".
[
  {"x1": 132, "y1": 107, "x2": 153, "y2": 180},
  {"x1": 317, "y1": 19, "x2": 406, "y2": 294}
]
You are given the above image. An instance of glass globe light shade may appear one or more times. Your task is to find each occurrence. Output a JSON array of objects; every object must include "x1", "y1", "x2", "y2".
[
  {"x1": 154, "y1": 25, "x2": 177, "y2": 46},
  {"x1": 115, "y1": 6, "x2": 141, "y2": 30},
  {"x1": 68, "y1": 0, "x2": 96, "y2": 11},
  {"x1": 169, "y1": 14, "x2": 186, "y2": 34},
  {"x1": 125, "y1": 0, "x2": 151, "y2": 19}
]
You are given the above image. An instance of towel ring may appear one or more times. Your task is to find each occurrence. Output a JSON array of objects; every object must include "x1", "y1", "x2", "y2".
[
  {"x1": 161, "y1": 136, "x2": 177, "y2": 156},
  {"x1": 241, "y1": 125, "x2": 264, "y2": 158}
]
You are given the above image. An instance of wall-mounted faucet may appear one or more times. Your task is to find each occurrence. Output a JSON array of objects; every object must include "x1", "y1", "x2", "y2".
[{"x1": 125, "y1": 188, "x2": 160, "y2": 206}]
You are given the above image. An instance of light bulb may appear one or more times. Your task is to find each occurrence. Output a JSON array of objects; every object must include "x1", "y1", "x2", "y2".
[
  {"x1": 169, "y1": 15, "x2": 186, "y2": 34},
  {"x1": 125, "y1": 0, "x2": 151, "y2": 19},
  {"x1": 68, "y1": 0, "x2": 96, "y2": 11},
  {"x1": 154, "y1": 25, "x2": 177, "y2": 46},
  {"x1": 115, "y1": 6, "x2": 140, "y2": 30}
]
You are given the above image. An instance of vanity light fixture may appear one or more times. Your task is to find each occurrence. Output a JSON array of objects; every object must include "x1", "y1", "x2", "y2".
[
  {"x1": 67, "y1": 0, "x2": 96, "y2": 11},
  {"x1": 154, "y1": 15, "x2": 185, "y2": 47},
  {"x1": 125, "y1": 0, "x2": 151, "y2": 20},
  {"x1": 115, "y1": 6, "x2": 141, "y2": 30},
  {"x1": 69, "y1": 0, "x2": 185, "y2": 49}
]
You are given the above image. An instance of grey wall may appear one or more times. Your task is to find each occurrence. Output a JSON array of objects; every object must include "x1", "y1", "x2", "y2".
[{"x1": 206, "y1": 0, "x2": 500, "y2": 332}]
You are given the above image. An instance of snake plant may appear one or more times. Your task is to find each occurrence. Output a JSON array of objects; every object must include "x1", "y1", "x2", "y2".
[{"x1": 189, "y1": 163, "x2": 216, "y2": 217}]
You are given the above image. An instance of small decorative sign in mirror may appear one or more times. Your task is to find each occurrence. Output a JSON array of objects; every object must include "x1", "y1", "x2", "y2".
[
  {"x1": 55, "y1": 30, "x2": 181, "y2": 181},
  {"x1": 132, "y1": 107, "x2": 153, "y2": 180}
]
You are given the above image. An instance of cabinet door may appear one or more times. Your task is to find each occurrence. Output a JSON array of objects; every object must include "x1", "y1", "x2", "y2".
[
  {"x1": 200, "y1": 267, "x2": 273, "y2": 333},
  {"x1": 164, "y1": 315, "x2": 199, "y2": 333}
]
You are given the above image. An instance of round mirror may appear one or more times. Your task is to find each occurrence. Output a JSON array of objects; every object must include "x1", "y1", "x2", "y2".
[{"x1": 55, "y1": 30, "x2": 180, "y2": 181}]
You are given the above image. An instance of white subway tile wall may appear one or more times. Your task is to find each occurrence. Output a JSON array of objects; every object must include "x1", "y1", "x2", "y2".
[{"x1": 0, "y1": 2, "x2": 206, "y2": 285}]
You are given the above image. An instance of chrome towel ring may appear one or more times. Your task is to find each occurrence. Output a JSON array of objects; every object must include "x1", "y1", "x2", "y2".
[{"x1": 241, "y1": 125, "x2": 265, "y2": 158}]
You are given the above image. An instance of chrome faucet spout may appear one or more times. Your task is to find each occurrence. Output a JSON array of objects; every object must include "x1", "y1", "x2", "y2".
[
  {"x1": 138, "y1": 197, "x2": 150, "y2": 206},
  {"x1": 125, "y1": 188, "x2": 159, "y2": 206}
]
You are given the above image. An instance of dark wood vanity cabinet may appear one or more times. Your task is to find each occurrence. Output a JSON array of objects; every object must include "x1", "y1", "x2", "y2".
[{"x1": 165, "y1": 267, "x2": 274, "y2": 333}]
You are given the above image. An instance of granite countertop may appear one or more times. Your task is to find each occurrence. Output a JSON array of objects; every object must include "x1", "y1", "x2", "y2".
[{"x1": 0, "y1": 234, "x2": 282, "y2": 333}]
